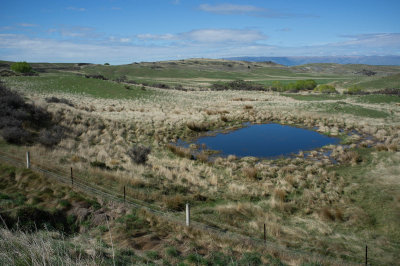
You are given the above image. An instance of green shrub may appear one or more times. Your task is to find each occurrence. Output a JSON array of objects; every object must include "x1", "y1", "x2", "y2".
[
  {"x1": 104, "y1": 63, "x2": 110, "y2": 65},
  {"x1": 145, "y1": 250, "x2": 160, "y2": 260},
  {"x1": 186, "y1": 253, "x2": 207, "y2": 264},
  {"x1": 345, "y1": 86, "x2": 363, "y2": 95},
  {"x1": 239, "y1": 252, "x2": 262, "y2": 265},
  {"x1": 127, "y1": 144, "x2": 151, "y2": 164},
  {"x1": 314, "y1": 84, "x2": 338, "y2": 94},
  {"x1": 211, "y1": 80, "x2": 266, "y2": 91},
  {"x1": 274, "y1": 79, "x2": 317, "y2": 92},
  {"x1": 165, "y1": 247, "x2": 179, "y2": 257},
  {"x1": 10, "y1": 61, "x2": 32, "y2": 73}
]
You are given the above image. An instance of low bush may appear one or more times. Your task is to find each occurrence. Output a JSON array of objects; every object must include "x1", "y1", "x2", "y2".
[
  {"x1": 314, "y1": 84, "x2": 338, "y2": 94},
  {"x1": 90, "y1": 161, "x2": 110, "y2": 170},
  {"x1": 1, "y1": 126, "x2": 30, "y2": 144},
  {"x1": 10, "y1": 61, "x2": 32, "y2": 74},
  {"x1": 84, "y1": 74, "x2": 108, "y2": 80},
  {"x1": 45, "y1": 97, "x2": 74, "y2": 107},
  {"x1": 0, "y1": 82, "x2": 62, "y2": 146},
  {"x1": 38, "y1": 125, "x2": 65, "y2": 147},
  {"x1": 128, "y1": 144, "x2": 151, "y2": 164},
  {"x1": 375, "y1": 88, "x2": 400, "y2": 96},
  {"x1": 211, "y1": 79, "x2": 267, "y2": 91},
  {"x1": 272, "y1": 79, "x2": 317, "y2": 92},
  {"x1": 345, "y1": 86, "x2": 365, "y2": 95}
]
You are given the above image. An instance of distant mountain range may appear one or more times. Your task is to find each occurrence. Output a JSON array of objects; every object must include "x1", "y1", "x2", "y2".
[{"x1": 224, "y1": 56, "x2": 400, "y2": 66}]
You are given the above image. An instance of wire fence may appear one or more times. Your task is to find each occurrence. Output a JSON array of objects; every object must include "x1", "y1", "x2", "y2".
[{"x1": 0, "y1": 150, "x2": 367, "y2": 265}]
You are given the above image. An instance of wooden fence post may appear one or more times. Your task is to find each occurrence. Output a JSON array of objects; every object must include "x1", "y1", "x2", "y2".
[
  {"x1": 26, "y1": 151, "x2": 30, "y2": 169},
  {"x1": 186, "y1": 203, "x2": 190, "y2": 227},
  {"x1": 123, "y1": 186, "x2": 126, "y2": 203},
  {"x1": 70, "y1": 167, "x2": 73, "y2": 186},
  {"x1": 264, "y1": 223, "x2": 266, "y2": 243}
]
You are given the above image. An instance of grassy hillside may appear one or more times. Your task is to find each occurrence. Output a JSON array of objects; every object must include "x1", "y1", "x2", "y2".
[
  {"x1": 4, "y1": 72, "x2": 157, "y2": 99},
  {"x1": 1, "y1": 59, "x2": 400, "y2": 265}
]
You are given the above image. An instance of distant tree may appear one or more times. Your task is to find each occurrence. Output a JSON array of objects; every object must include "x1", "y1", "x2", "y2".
[
  {"x1": 345, "y1": 86, "x2": 363, "y2": 95},
  {"x1": 270, "y1": 81, "x2": 283, "y2": 91},
  {"x1": 10, "y1": 61, "x2": 32, "y2": 73},
  {"x1": 295, "y1": 79, "x2": 317, "y2": 90},
  {"x1": 314, "y1": 84, "x2": 338, "y2": 94},
  {"x1": 104, "y1": 63, "x2": 110, "y2": 65}
]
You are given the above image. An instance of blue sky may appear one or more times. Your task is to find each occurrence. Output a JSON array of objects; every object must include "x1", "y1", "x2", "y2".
[{"x1": 0, "y1": 0, "x2": 399, "y2": 64}]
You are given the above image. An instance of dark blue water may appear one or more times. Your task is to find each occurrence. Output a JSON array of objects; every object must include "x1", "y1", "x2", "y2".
[{"x1": 184, "y1": 123, "x2": 340, "y2": 158}]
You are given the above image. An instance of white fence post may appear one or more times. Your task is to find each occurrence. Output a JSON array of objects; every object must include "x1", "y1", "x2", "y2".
[
  {"x1": 26, "y1": 151, "x2": 30, "y2": 169},
  {"x1": 186, "y1": 203, "x2": 190, "y2": 227}
]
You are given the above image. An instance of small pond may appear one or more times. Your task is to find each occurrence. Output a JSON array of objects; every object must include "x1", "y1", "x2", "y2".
[{"x1": 179, "y1": 123, "x2": 340, "y2": 158}]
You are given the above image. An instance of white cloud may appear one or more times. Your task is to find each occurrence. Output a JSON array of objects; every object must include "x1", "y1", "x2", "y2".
[
  {"x1": 199, "y1": 4, "x2": 263, "y2": 14},
  {"x1": 66, "y1": 7, "x2": 86, "y2": 12},
  {"x1": 48, "y1": 26, "x2": 99, "y2": 39},
  {"x1": 137, "y1": 33, "x2": 176, "y2": 40},
  {"x1": 0, "y1": 32, "x2": 398, "y2": 64},
  {"x1": 18, "y1": 23, "x2": 38, "y2": 27},
  {"x1": 183, "y1": 29, "x2": 267, "y2": 43},
  {"x1": 119, "y1": 38, "x2": 131, "y2": 43},
  {"x1": 277, "y1": 28, "x2": 291, "y2": 32},
  {"x1": 137, "y1": 29, "x2": 267, "y2": 43},
  {"x1": 337, "y1": 33, "x2": 400, "y2": 48},
  {"x1": 0, "y1": 26, "x2": 13, "y2": 31},
  {"x1": 198, "y1": 4, "x2": 317, "y2": 18}
]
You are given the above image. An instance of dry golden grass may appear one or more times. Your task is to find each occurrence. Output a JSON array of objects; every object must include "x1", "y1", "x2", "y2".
[
  {"x1": 166, "y1": 144, "x2": 192, "y2": 159},
  {"x1": 6, "y1": 79, "x2": 400, "y2": 265},
  {"x1": 186, "y1": 121, "x2": 210, "y2": 132},
  {"x1": 274, "y1": 188, "x2": 287, "y2": 202},
  {"x1": 242, "y1": 167, "x2": 258, "y2": 180},
  {"x1": 338, "y1": 150, "x2": 362, "y2": 165},
  {"x1": 196, "y1": 152, "x2": 209, "y2": 163},
  {"x1": 163, "y1": 194, "x2": 186, "y2": 211}
]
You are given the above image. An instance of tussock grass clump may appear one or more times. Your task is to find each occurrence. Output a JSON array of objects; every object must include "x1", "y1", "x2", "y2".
[
  {"x1": 376, "y1": 143, "x2": 398, "y2": 152},
  {"x1": 166, "y1": 144, "x2": 193, "y2": 159},
  {"x1": 0, "y1": 229, "x2": 105, "y2": 265},
  {"x1": 220, "y1": 115, "x2": 229, "y2": 122},
  {"x1": 196, "y1": 152, "x2": 209, "y2": 163},
  {"x1": 45, "y1": 96, "x2": 74, "y2": 107},
  {"x1": 338, "y1": 150, "x2": 362, "y2": 164},
  {"x1": 274, "y1": 189, "x2": 287, "y2": 202},
  {"x1": 163, "y1": 195, "x2": 185, "y2": 211},
  {"x1": 128, "y1": 144, "x2": 151, "y2": 165},
  {"x1": 186, "y1": 121, "x2": 210, "y2": 132},
  {"x1": 205, "y1": 109, "x2": 229, "y2": 115},
  {"x1": 242, "y1": 167, "x2": 258, "y2": 180},
  {"x1": 319, "y1": 207, "x2": 345, "y2": 222},
  {"x1": 243, "y1": 105, "x2": 253, "y2": 110},
  {"x1": 231, "y1": 97, "x2": 257, "y2": 101}
]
